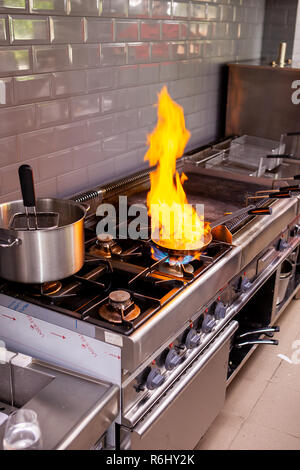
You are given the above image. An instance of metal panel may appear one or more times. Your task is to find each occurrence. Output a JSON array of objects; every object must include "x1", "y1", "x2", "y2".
[
  {"x1": 226, "y1": 63, "x2": 300, "y2": 141},
  {"x1": 234, "y1": 197, "x2": 298, "y2": 269},
  {"x1": 120, "y1": 321, "x2": 238, "y2": 450},
  {"x1": 0, "y1": 355, "x2": 119, "y2": 450},
  {"x1": 0, "y1": 305, "x2": 121, "y2": 388}
]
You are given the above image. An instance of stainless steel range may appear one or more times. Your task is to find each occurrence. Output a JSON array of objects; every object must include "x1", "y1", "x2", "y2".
[{"x1": 1, "y1": 136, "x2": 300, "y2": 450}]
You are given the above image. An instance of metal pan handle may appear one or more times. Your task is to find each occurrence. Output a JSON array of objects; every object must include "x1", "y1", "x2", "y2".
[
  {"x1": 269, "y1": 191, "x2": 292, "y2": 198},
  {"x1": 0, "y1": 229, "x2": 21, "y2": 248},
  {"x1": 279, "y1": 185, "x2": 300, "y2": 192},
  {"x1": 79, "y1": 202, "x2": 91, "y2": 218},
  {"x1": 248, "y1": 207, "x2": 272, "y2": 215}
]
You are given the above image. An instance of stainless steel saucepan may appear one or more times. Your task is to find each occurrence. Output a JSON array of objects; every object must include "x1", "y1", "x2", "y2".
[
  {"x1": 0, "y1": 198, "x2": 87, "y2": 284},
  {"x1": 0, "y1": 164, "x2": 88, "y2": 284}
]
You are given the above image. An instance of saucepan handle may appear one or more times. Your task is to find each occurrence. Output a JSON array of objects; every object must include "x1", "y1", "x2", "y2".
[
  {"x1": 279, "y1": 185, "x2": 300, "y2": 192},
  {"x1": 248, "y1": 207, "x2": 272, "y2": 215},
  {"x1": 268, "y1": 191, "x2": 292, "y2": 198},
  {"x1": 0, "y1": 229, "x2": 21, "y2": 248},
  {"x1": 79, "y1": 202, "x2": 91, "y2": 217}
]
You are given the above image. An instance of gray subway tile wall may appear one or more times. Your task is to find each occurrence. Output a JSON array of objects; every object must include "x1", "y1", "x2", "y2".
[
  {"x1": 262, "y1": 0, "x2": 298, "y2": 62},
  {"x1": 293, "y1": 1, "x2": 300, "y2": 63},
  {"x1": 0, "y1": 0, "x2": 265, "y2": 201}
]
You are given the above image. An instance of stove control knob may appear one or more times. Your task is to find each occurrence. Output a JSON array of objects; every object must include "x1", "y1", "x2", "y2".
[
  {"x1": 165, "y1": 349, "x2": 181, "y2": 370},
  {"x1": 146, "y1": 368, "x2": 165, "y2": 390},
  {"x1": 202, "y1": 314, "x2": 216, "y2": 334},
  {"x1": 277, "y1": 238, "x2": 289, "y2": 251},
  {"x1": 240, "y1": 276, "x2": 252, "y2": 293},
  {"x1": 214, "y1": 301, "x2": 226, "y2": 320},
  {"x1": 185, "y1": 329, "x2": 201, "y2": 349}
]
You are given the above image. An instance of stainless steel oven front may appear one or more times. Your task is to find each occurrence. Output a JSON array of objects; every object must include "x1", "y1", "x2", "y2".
[{"x1": 120, "y1": 321, "x2": 238, "y2": 450}]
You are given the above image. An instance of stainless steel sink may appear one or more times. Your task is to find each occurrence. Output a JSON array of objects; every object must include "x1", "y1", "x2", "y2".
[
  {"x1": 0, "y1": 361, "x2": 52, "y2": 409},
  {"x1": 0, "y1": 351, "x2": 119, "y2": 450}
]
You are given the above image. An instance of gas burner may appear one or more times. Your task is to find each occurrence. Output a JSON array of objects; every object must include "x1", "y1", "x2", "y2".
[
  {"x1": 150, "y1": 244, "x2": 196, "y2": 277},
  {"x1": 31, "y1": 281, "x2": 63, "y2": 297},
  {"x1": 42, "y1": 281, "x2": 63, "y2": 296},
  {"x1": 159, "y1": 260, "x2": 194, "y2": 278},
  {"x1": 98, "y1": 290, "x2": 141, "y2": 324},
  {"x1": 89, "y1": 233, "x2": 122, "y2": 258},
  {"x1": 151, "y1": 244, "x2": 196, "y2": 264}
]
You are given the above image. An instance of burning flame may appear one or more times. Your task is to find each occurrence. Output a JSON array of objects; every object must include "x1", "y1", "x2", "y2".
[{"x1": 145, "y1": 86, "x2": 210, "y2": 251}]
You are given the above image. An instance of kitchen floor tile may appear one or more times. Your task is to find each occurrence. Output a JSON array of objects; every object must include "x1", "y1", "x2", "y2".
[
  {"x1": 277, "y1": 300, "x2": 300, "y2": 335},
  {"x1": 280, "y1": 299, "x2": 300, "y2": 327},
  {"x1": 195, "y1": 411, "x2": 244, "y2": 450},
  {"x1": 235, "y1": 347, "x2": 282, "y2": 384},
  {"x1": 195, "y1": 301, "x2": 300, "y2": 450},
  {"x1": 229, "y1": 419, "x2": 300, "y2": 450},
  {"x1": 249, "y1": 381, "x2": 300, "y2": 438},
  {"x1": 222, "y1": 376, "x2": 268, "y2": 419},
  {"x1": 271, "y1": 360, "x2": 300, "y2": 392}
]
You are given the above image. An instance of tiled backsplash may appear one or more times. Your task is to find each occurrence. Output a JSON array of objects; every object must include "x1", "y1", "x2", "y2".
[
  {"x1": 0, "y1": 0, "x2": 265, "y2": 201},
  {"x1": 262, "y1": 0, "x2": 298, "y2": 63},
  {"x1": 293, "y1": 1, "x2": 300, "y2": 62}
]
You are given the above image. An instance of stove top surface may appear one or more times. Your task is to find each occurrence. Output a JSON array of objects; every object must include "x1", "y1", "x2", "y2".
[
  {"x1": 2, "y1": 168, "x2": 267, "y2": 335},
  {"x1": 0, "y1": 216, "x2": 233, "y2": 335}
]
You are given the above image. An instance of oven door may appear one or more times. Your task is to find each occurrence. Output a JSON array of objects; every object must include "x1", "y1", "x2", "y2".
[{"x1": 120, "y1": 321, "x2": 238, "y2": 450}]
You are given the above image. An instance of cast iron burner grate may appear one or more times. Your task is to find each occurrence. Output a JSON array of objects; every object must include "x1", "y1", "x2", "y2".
[
  {"x1": 85, "y1": 234, "x2": 232, "y2": 282},
  {"x1": 0, "y1": 257, "x2": 184, "y2": 335},
  {"x1": 0, "y1": 226, "x2": 233, "y2": 335}
]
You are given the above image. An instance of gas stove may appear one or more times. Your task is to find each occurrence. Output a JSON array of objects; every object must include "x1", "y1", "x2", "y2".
[
  {"x1": 0, "y1": 219, "x2": 232, "y2": 337},
  {"x1": 1, "y1": 136, "x2": 300, "y2": 449}
]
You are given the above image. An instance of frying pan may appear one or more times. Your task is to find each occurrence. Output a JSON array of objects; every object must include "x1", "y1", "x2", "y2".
[
  {"x1": 152, "y1": 230, "x2": 213, "y2": 257},
  {"x1": 151, "y1": 204, "x2": 272, "y2": 256}
]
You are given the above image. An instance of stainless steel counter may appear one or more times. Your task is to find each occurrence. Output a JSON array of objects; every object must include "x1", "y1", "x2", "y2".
[{"x1": 0, "y1": 351, "x2": 119, "y2": 450}]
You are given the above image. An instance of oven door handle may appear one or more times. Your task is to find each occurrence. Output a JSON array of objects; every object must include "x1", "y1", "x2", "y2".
[{"x1": 133, "y1": 321, "x2": 238, "y2": 438}]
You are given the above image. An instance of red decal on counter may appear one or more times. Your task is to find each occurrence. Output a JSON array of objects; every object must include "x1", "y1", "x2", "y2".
[
  {"x1": 1, "y1": 313, "x2": 16, "y2": 320},
  {"x1": 27, "y1": 316, "x2": 45, "y2": 338},
  {"x1": 108, "y1": 353, "x2": 121, "y2": 360},
  {"x1": 51, "y1": 332, "x2": 66, "y2": 340},
  {"x1": 77, "y1": 334, "x2": 98, "y2": 358}
]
